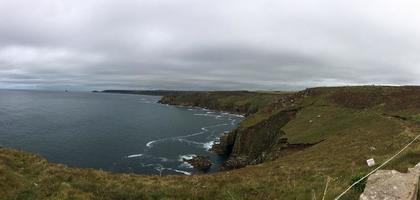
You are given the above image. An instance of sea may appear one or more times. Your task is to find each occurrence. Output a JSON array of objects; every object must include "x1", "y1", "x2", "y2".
[{"x1": 0, "y1": 90, "x2": 243, "y2": 175}]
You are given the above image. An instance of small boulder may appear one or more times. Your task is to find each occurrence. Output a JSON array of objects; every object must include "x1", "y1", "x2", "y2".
[{"x1": 183, "y1": 155, "x2": 212, "y2": 171}]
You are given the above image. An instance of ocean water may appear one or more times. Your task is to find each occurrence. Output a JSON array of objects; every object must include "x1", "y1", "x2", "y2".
[{"x1": 0, "y1": 90, "x2": 243, "y2": 175}]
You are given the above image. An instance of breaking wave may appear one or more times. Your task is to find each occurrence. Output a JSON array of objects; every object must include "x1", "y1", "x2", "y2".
[
  {"x1": 172, "y1": 169, "x2": 191, "y2": 175},
  {"x1": 203, "y1": 141, "x2": 214, "y2": 150},
  {"x1": 178, "y1": 154, "x2": 196, "y2": 161},
  {"x1": 127, "y1": 154, "x2": 143, "y2": 158},
  {"x1": 144, "y1": 123, "x2": 229, "y2": 149}
]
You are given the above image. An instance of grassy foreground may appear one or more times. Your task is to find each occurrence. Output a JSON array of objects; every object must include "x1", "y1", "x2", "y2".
[{"x1": 1, "y1": 86, "x2": 420, "y2": 199}]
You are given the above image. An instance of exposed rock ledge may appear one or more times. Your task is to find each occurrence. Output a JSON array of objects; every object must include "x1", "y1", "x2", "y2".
[
  {"x1": 183, "y1": 155, "x2": 212, "y2": 171},
  {"x1": 360, "y1": 162, "x2": 420, "y2": 200}
]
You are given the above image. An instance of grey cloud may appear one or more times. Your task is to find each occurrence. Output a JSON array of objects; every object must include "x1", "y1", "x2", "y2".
[{"x1": 1, "y1": 0, "x2": 420, "y2": 91}]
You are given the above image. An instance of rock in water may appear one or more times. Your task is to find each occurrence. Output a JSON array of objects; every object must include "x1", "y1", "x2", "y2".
[{"x1": 183, "y1": 155, "x2": 212, "y2": 171}]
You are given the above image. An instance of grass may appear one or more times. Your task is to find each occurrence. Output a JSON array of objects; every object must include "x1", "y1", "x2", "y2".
[
  {"x1": 283, "y1": 106, "x2": 376, "y2": 144},
  {"x1": 1, "y1": 86, "x2": 420, "y2": 199}
]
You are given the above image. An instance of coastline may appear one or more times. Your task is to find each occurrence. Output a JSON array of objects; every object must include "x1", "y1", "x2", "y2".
[
  {"x1": 159, "y1": 103, "x2": 247, "y2": 117},
  {"x1": 156, "y1": 102, "x2": 245, "y2": 173},
  {"x1": 2, "y1": 86, "x2": 420, "y2": 199},
  {"x1": 109, "y1": 93, "x2": 247, "y2": 175}
]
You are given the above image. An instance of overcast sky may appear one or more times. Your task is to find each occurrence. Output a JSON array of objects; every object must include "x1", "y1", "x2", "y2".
[{"x1": 1, "y1": 0, "x2": 420, "y2": 91}]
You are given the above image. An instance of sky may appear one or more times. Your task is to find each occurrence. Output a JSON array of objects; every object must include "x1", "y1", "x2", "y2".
[{"x1": 1, "y1": 0, "x2": 420, "y2": 91}]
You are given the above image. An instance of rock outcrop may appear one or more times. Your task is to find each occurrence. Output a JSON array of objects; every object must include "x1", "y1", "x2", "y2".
[
  {"x1": 408, "y1": 162, "x2": 420, "y2": 175},
  {"x1": 183, "y1": 155, "x2": 212, "y2": 171},
  {"x1": 360, "y1": 163, "x2": 420, "y2": 200}
]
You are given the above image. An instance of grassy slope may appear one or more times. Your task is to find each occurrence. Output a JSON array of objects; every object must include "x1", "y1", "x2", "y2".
[{"x1": 1, "y1": 86, "x2": 420, "y2": 200}]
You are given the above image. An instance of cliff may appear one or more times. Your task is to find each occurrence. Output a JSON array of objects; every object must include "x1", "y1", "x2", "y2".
[{"x1": 213, "y1": 108, "x2": 301, "y2": 169}]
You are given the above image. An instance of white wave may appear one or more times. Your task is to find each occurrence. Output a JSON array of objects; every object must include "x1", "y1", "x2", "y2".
[
  {"x1": 178, "y1": 154, "x2": 196, "y2": 162},
  {"x1": 177, "y1": 138, "x2": 216, "y2": 151},
  {"x1": 194, "y1": 113, "x2": 209, "y2": 116},
  {"x1": 206, "y1": 111, "x2": 214, "y2": 114},
  {"x1": 181, "y1": 123, "x2": 228, "y2": 137},
  {"x1": 178, "y1": 162, "x2": 194, "y2": 169},
  {"x1": 203, "y1": 141, "x2": 214, "y2": 150},
  {"x1": 177, "y1": 139, "x2": 202, "y2": 145},
  {"x1": 188, "y1": 108, "x2": 194, "y2": 111},
  {"x1": 146, "y1": 140, "x2": 157, "y2": 148},
  {"x1": 127, "y1": 154, "x2": 143, "y2": 158},
  {"x1": 145, "y1": 131, "x2": 205, "y2": 149},
  {"x1": 165, "y1": 167, "x2": 192, "y2": 175},
  {"x1": 173, "y1": 169, "x2": 191, "y2": 175},
  {"x1": 180, "y1": 131, "x2": 205, "y2": 138},
  {"x1": 145, "y1": 123, "x2": 230, "y2": 149},
  {"x1": 219, "y1": 112, "x2": 245, "y2": 118}
]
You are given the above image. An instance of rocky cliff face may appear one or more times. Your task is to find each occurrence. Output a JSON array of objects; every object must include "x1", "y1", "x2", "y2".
[
  {"x1": 213, "y1": 108, "x2": 301, "y2": 169},
  {"x1": 159, "y1": 91, "x2": 310, "y2": 170}
]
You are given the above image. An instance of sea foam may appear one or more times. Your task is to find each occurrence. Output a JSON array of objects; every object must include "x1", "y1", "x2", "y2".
[
  {"x1": 173, "y1": 169, "x2": 191, "y2": 175},
  {"x1": 203, "y1": 141, "x2": 214, "y2": 150},
  {"x1": 146, "y1": 140, "x2": 157, "y2": 147},
  {"x1": 178, "y1": 154, "x2": 196, "y2": 161},
  {"x1": 127, "y1": 154, "x2": 143, "y2": 158}
]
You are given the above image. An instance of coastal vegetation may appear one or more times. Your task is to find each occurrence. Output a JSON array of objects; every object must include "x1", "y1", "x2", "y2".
[{"x1": 1, "y1": 86, "x2": 420, "y2": 199}]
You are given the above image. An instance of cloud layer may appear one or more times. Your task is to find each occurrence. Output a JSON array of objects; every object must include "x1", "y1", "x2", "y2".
[{"x1": 1, "y1": 0, "x2": 420, "y2": 90}]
